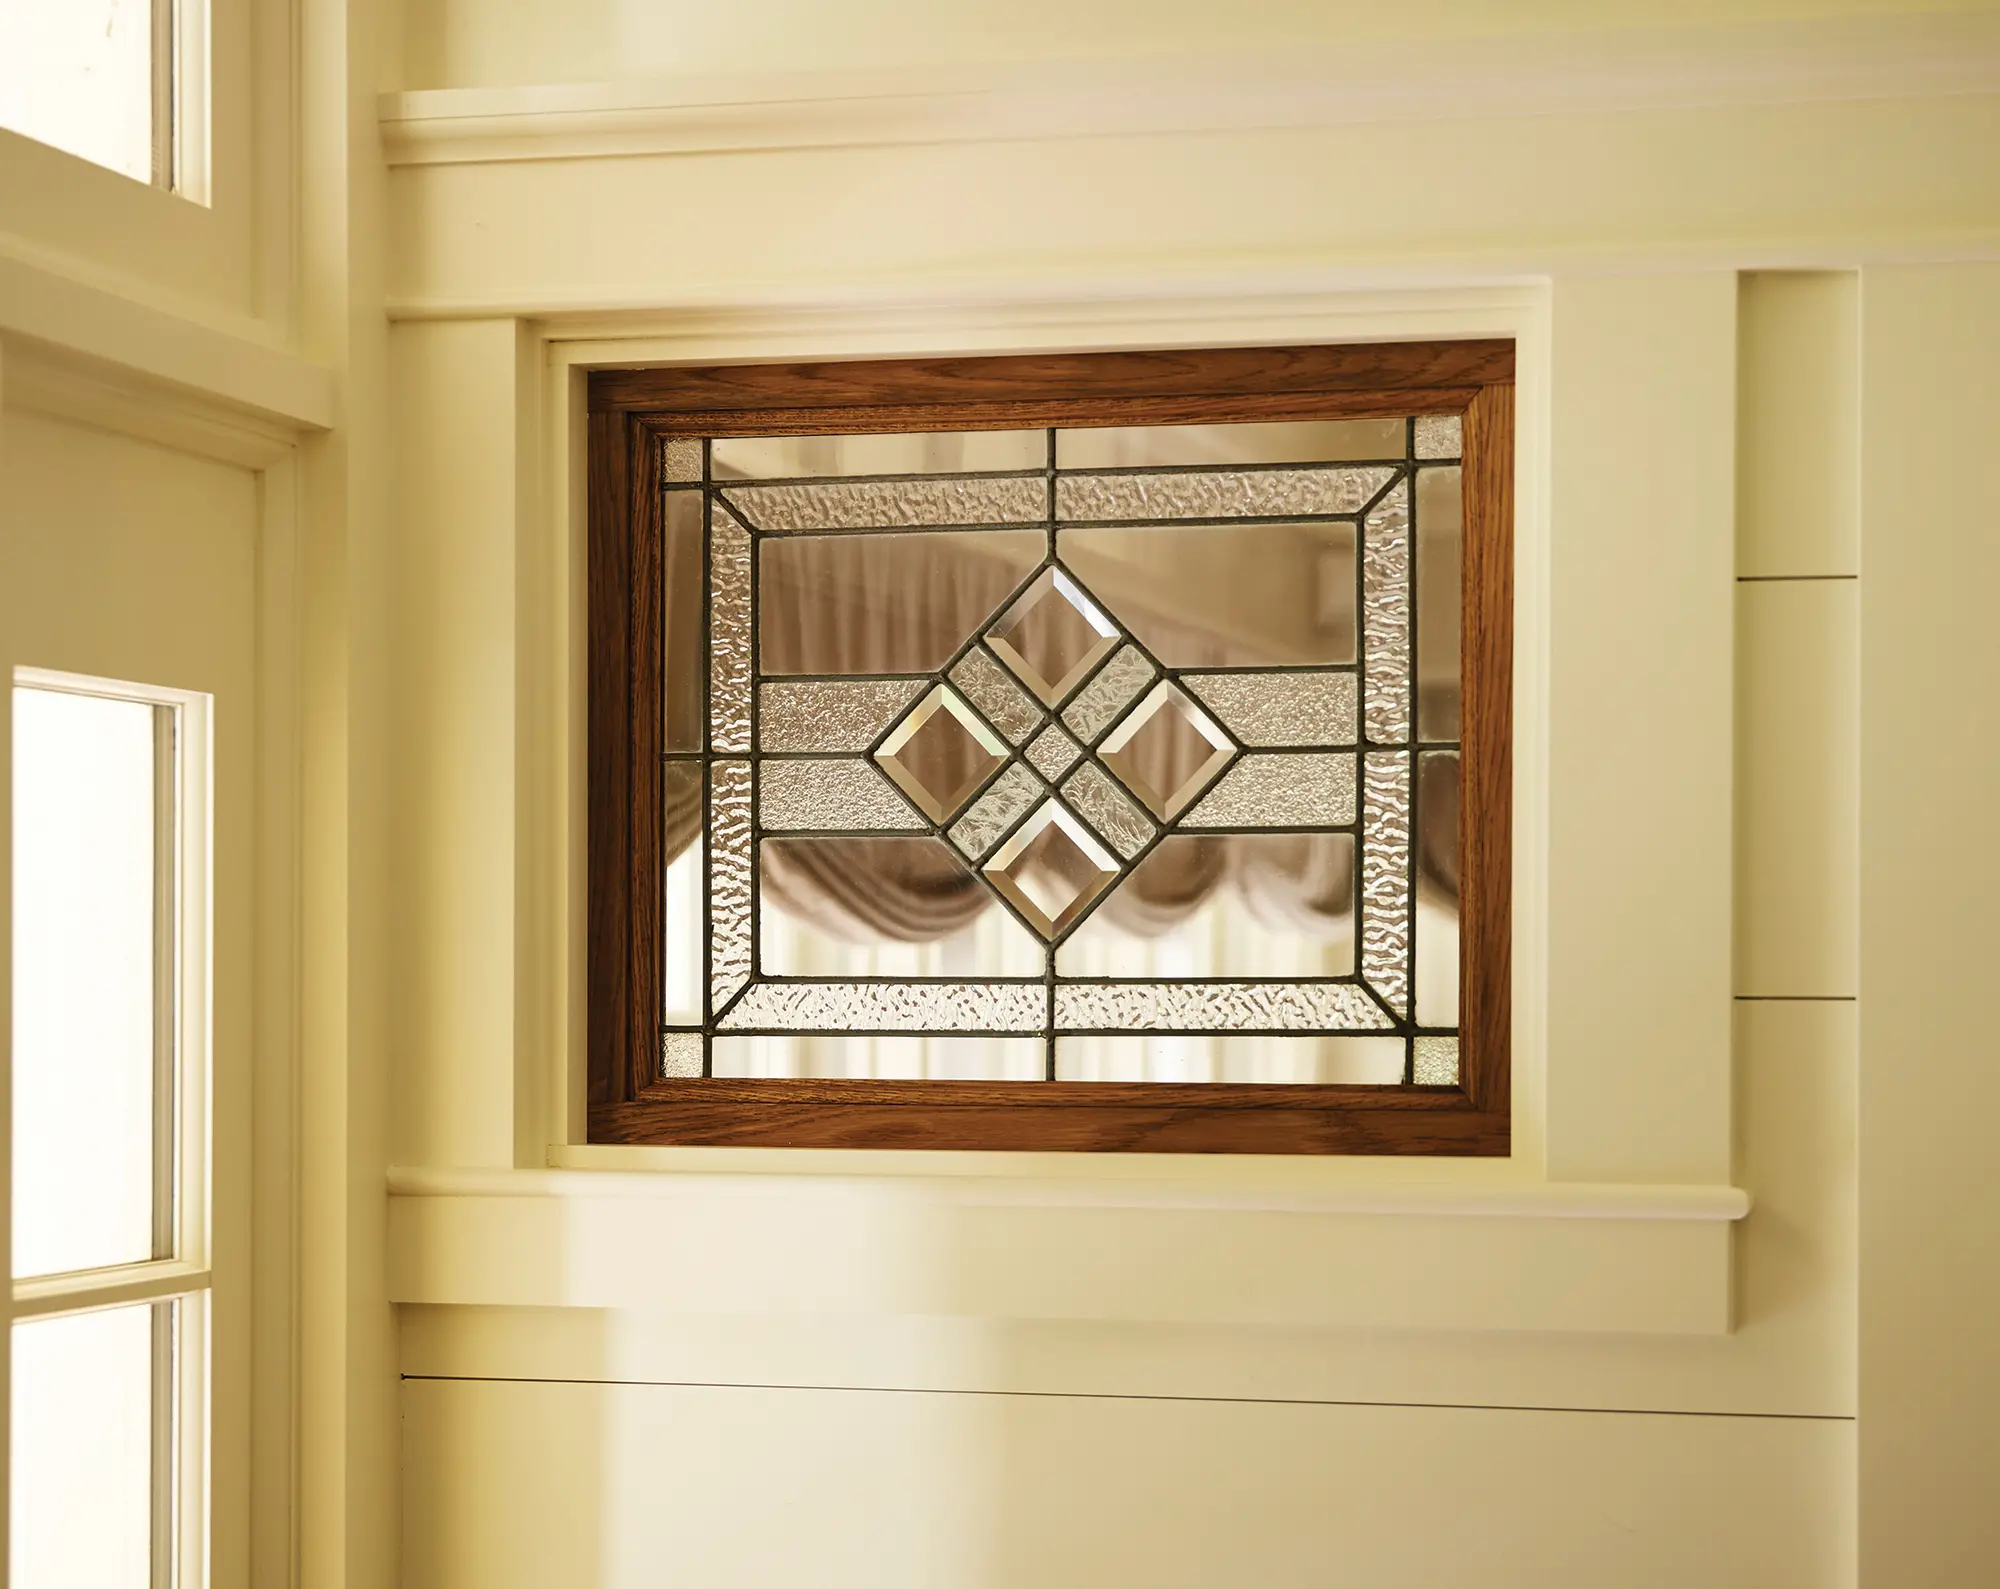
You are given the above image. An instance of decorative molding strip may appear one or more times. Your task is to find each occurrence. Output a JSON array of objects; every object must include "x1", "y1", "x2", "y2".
[
  {"x1": 380, "y1": 13, "x2": 2000, "y2": 168},
  {"x1": 392, "y1": 1162, "x2": 1750, "y2": 1222}
]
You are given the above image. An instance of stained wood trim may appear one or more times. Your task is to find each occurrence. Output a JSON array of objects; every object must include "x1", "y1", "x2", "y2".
[
  {"x1": 592, "y1": 340, "x2": 1514, "y2": 416},
  {"x1": 1460, "y1": 383, "x2": 1515, "y2": 1119},
  {"x1": 586, "y1": 339, "x2": 1515, "y2": 1152}
]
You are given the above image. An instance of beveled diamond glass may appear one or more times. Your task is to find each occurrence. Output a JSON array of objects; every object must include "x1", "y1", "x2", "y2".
[
  {"x1": 982, "y1": 801, "x2": 1120, "y2": 939},
  {"x1": 874, "y1": 684, "x2": 1008, "y2": 822},
  {"x1": 1098, "y1": 682, "x2": 1234, "y2": 820},
  {"x1": 986, "y1": 569, "x2": 1119, "y2": 706}
]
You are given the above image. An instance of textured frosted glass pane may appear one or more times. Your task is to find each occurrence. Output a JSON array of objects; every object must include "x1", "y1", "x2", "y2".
[
  {"x1": 949, "y1": 645, "x2": 1043, "y2": 744},
  {"x1": 709, "y1": 505, "x2": 753, "y2": 752},
  {"x1": 10, "y1": 1303, "x2": 157, "y2": 1589},
  {"x1": 713, "y1": 431, "x2": 1046, "y2": 479},
  {"x1": 1416, "y1": 465, "x2": 1464, "y2": 742},
  {"x1": 724, "y1": 476, "x2": 1045, "y2": 532},
  {"x1": 949, "y1": 763, "x2": 1044, "y2": 861},
  {"x1": 1361, "y1": 750, "x2": 1411, "y2": 1017},
  {"x1": 717, "y1": 980, "x2": 1046, "y2": 1032},
  {"x1": 1057, "y1": 420, "x2": 1406, "y2": 469},
  {"x1": 1414, "y1": 1035, "x2": 1459, "y2": 1086},
  {"x1": 1415, "y1": 415, "x2": 1462, "y2": 459},
  {"x1": 1363, "y1": 480, "x2": 1412, "y2": 743},
  {"x1": 1056, "y1": 833, "x2": 1354, "y2": 979},
  {"x1": 0, "y1": 0, "x2": 154, "y2": 183},
  {"x1": 660, "y1": 1030, "x2": 703, "y2": 1079},
  {"x1": 1056, "y1": 981, "x2": 1392, "y2": 1032},
  {"x1": 761, "y1": 837, "x2": 1046, "y2": 976},
  {"x1": 1061, "y1": 761, "x2": 1154, "y2": 861},
  {"x1": 1024, "y1": 722, "x2": 1083, "y2": 781},
  {"x1": 760, "y1": 530, "x2": 1045, "y2": 676},
  {"x1": 663, "y1": 490, "x2": 704, "y2": 751},
  {"x1": 12, "y1": 686, "x2": 158, "y2": 1279},
  {"x1": 663, "y1": 762, "x2": 703, "y2": 1025},
  {"x1": 714, "y1": 1035, "x2": 1045, "y2": 1080},
  {"x1": 1417, "y1": 751, "x2": 1461, "y2": 1028},
  {"x1": 1182, "y1": 671, "x2": 1356, "y2": 747},
  {"x1": 710, "y1": 760, "x2": 752, "y2": 1012},
  {"x1": 760, "y1": 759, "x2": 925, "y2": 832},
  {"x1": 1057, "y1": 467, "x2": 1395, "y2": 522},
  {"x1": 1060, "y1": 522, "x2": 1355, "y2": 666},
  {"x1": 1181, "y1": 752, "x2": 1355, "y2": 828},
  {"x1": 1058, "y1": 1034, "x2": 1403, "y2": 1084},
  {"x1": 758, "y1": 678, "x2": 924, "y2": 752},
  {"x1": 1061, "y1": 645, "x2": 1154, "y2": 742},
  {"x1": 663, "y1": 436, "x2": 703, "y2": 481}
]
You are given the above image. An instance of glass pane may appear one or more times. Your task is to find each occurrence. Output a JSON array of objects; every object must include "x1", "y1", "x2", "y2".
[
  {"x1": 714, "y1": 431, "x2": 1046, "y2": 479},
  {"x1": 1414, "y1": 1035, "x2": 1459, "y2": 1086},
  {"x1": 1416, "y1": 750, "x2": 1461, "y2": 1028},
  {"x1": 1362, "y1": 480, "x2": 1412, "y2": 743},
  {"x1": 1057, "y1": 1034, "x2": 1402, "y2": 1083},
  {"x1": 1416, "y1": 466, "x2": 1464, "y2": 742},
  {"x1": 760, "y1": 759, "x2": 927, "y2": 832},
  {"x1": 662, "y1": 490, "x2": 703, "y2": 751},
  {"x1": 758, "y1": 679, "x2": 923, "y2": 753},
  {"x1": 948, "y1": 646, "x2": 1042, "y2": 744},
  {"x1": 717, "y1": 979, "x2": 1047, "y2": 1032},
  {"x1": 1057, "y1": 833, "x2": 1355, "y2": 979},
  {"x1": 12, "y1": 685, "x2": 159, "y2": 1279},
  {"x1": 948, "y1": 764, "x2": 1044, "y2": 862},
  {"x1": 758, "y1": 530, "x2": 1045, "y2": 675},
  {"x1": 1055, "y1": 981, "x2": 1392, "y2": 1032},
  {"x1": 1059, "y1": 522, "x2": 1356, "y2": 666},
  {"x1": 714, "y1": 1035, "x2": 1045, "y2": 1080},
  {"x1": 1414, "y1": 415, "x2": 1462, "y2": 460},
  {"x1": 1056, "y1": 467, "x2": 1395, "y2": 522},
  {"x1": 760, "y1": 837, "x2": 1045, "y2": 977},
  {"x1": 709, "y1": 505, "x2": 753, "y2": 752},
  {"x1": 11, "y1": 1302, "x2": 159, "y2": 1588},
  {"x1": 724, "y1": 476, "x2": 1045, "y2": 533},
  {"x1": 0, "y1": 0, "x2": 154, "y2": 183},
  {"x1": 1182, "y1": 670, "x2": 1356, "y2": 748},
  {"x1": 1180, "y1": 752, "x2": 1356, "y2": 829},
  {"x1": 663, "y1": 762, "x2": 702, "y2": 1025},
  {"x1": 1057, "y1": 419, "x2": 1405, "y2": 469},
  {"x1": 1361, "y1": 751, "x2": 1412, "y2": 1018},
  {"x1": 1060, "y1": 645, "x2": 1154, "y2": 742},
  {"x1": 663, "y1": 437, "x2": 703, "y2": 482},
  {"x1": 1060, "y1": 762, "x2": 1154, "y2": 861},
  {"x1": 709, "y1": 760, "x2": 752, "y2": 1014}
]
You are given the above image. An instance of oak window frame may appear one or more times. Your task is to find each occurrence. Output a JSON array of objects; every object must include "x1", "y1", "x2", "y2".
[{"x1": 586, "y1": 341, "x2": 1514, "y2": 1154}]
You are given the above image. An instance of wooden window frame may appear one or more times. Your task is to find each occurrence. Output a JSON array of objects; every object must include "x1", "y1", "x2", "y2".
[{"x1": 587, "y1": 340, "x2": 1514, "y2": 1154}]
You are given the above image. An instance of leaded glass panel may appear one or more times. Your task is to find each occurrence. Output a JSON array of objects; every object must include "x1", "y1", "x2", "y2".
[{"x1": 658, "y1": 416, "x2": 1461, "y2": 1083}]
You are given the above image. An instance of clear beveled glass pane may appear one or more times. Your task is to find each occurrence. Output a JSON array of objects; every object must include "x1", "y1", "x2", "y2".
[
  {"x1": 874, "y1": 685, "x2": 1008, "y2": 822},
  {"x1": 1057, "y1": 1034, "x2": 1403, "y2": 1084},
  {"x1": 760, "y1": 836, "x2": 1046, "y2": 977},
  {"x1": 1182, "y1": 670, "x2": 1357, "y2": 748},
  {"x1": 986, "y1": 569, "x2": 1119, "y2": 706},
  {"x1": 1057, "y1": 419, "x2": 1406, "y2": 469},
  {"x1": 759, "y1": 529, "x2": 1045, "y2": 676},
  {"x1": 723, "y1": 476, "x2": 1045, "y2": 532},
  {"x1": 713, "y1": 430, "x2": 1047, "y2": 479},
  {"x1": 10, "y1": 1302, "x2": 159, "y2": 1588},
  {"x1": 1180, "y1": 752, "x2": 1355, "y2": 829},
  {"x1": 12, "y1": 685, "x2": 159, "y2": 1279},
  {"x1": 1059, "y1": 522, "x2": 1356, "y2": 667},
  {"x1": 982, "y1": 801, "x2": 1120, "y2": 939},
  {"x1": 1056, "y1": 466, "x2": 1395, "y2": 522},
  {"x1": 1416, "y1": 465, "x2": 1464, "y2": 742},
  {"x1": 1056, "y1": 833, "x2": 1355, "y2": 979},
  {"x1": 663, "y1": 490, "x2": 703, "y2": 751},
  {"x1": 1099, "y1": 682, "x2": 1233, "y2": 820},
  {"x1": 1416, "y1": 750, "x2": 1461, "y2": 1028},
  {"x1": 663, "y1": 761, "x2": 703, "y2": 1026},
  {"x1": 714, "y1": 1034, "x2": 1045, "y2": 1080},
  {"x1": 0, "y1": 0, "x2": 155, "y2": 184}
]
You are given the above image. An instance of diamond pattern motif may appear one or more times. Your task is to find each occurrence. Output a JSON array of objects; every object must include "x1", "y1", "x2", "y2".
[
  {"x1": 986, "y1": 569, "x2": 1119, "y2": 706},
  {"x1": 1099, "y1": 682, "x2": 1235, "y2": 820},
  {"x1": 982, "y1": 801, "x2": 1120, "y2": 939},
  {"x1": 874, "y1": 685, "x2": 1008, "y2": 822}
]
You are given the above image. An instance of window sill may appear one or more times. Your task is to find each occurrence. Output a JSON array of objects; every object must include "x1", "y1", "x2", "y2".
[{"x1": 386, "y1": 1162, "x2": 1747, "y2": 1337}]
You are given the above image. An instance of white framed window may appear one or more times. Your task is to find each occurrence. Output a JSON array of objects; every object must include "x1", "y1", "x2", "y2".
[
  {"x1": 10, "y1": 667, "x2": 212, "y2": 1588},
  {"x1": 0, "y1": 0, "x2": 208, "y2": 199}
]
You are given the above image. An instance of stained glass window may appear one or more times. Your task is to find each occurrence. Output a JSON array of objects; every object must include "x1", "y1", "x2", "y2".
[{"x1": 655, "y1": 416, "x2": 1466, "y2": 1088}]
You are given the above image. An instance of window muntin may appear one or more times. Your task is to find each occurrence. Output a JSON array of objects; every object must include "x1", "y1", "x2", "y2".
[
  {"x1": 590, "y1": 343, "x2": 1513, "y2": 1153},
  {"x1": 0, "y1": 0, "x2": 208, "y2": 198},
  {"x1": 10, "y1": 669, "x2": 211, "y2": 1587}
]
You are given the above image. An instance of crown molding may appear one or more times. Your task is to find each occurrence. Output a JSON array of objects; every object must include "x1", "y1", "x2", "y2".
[{"x1": 380, "y1": 12, "x2": 2000, "y2": 168}]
